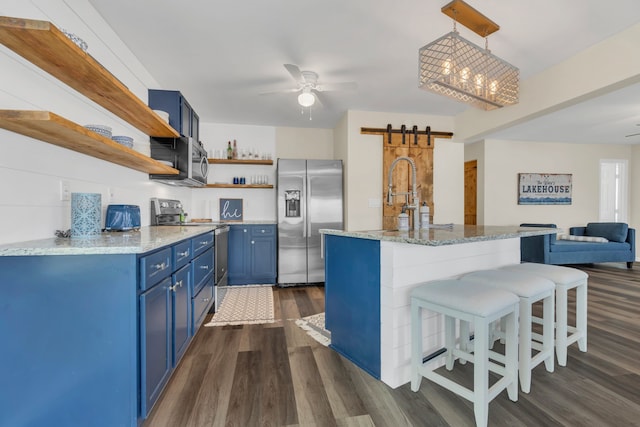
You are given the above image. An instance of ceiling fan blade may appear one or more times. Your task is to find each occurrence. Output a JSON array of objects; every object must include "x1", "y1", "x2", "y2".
[
  {"x1": 284, "y1": 64, "x2": 303, "y2": 84},
  {"x1": 312, "y1": 89, "x2": 325, "y2": 107},
  {"x1": 316, "y1": 81, "x2": 357, "y2": 92},
  {"x1": 259, "y1": 88, "x2": 301, "y2": 96}
]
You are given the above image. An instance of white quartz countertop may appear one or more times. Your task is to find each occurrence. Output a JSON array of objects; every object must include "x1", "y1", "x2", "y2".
[
  {"x1": 320, "y1": 225, "x2": 559, "y2": 246},
  {"x1": 0, "y1": 226, "x2": 219, "y2": 256}
]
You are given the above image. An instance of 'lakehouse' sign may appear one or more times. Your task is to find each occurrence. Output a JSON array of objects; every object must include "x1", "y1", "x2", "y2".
[{"x1": 518, "y1": 173, "x2": 572, "y2": 205}]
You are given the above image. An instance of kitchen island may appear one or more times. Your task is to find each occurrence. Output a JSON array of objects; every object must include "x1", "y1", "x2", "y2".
[
  {"x1": 0, "y1": 225, "x2": 219, "y2": 427},
  {"x1": 320, "y1": 225, "x2": 558, "y2": 389}
]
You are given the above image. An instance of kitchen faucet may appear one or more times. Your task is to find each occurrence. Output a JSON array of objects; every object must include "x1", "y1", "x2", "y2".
[{"x1": 386, "y1": 156, "x2": 420, "y2": 231}]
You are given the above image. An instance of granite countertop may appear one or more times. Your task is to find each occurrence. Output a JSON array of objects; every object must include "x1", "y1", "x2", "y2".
[
  {"x1": 0, "y1": 225, "x2": 219, "y2": 256},
  {"x1": 183, "y1": 220, "x2": 277, "y2": 226},
  {"x1": 320, "y1": 225, "x2": 560, "y2": 247}
]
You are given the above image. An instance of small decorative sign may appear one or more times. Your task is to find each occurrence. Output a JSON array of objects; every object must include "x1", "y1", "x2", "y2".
[
  {"x1": 219, "y1": 198, "x2": 243, "y2": 221},
  {"x1": 518, "y1": 173, "x2": 572, "y2": 205}
]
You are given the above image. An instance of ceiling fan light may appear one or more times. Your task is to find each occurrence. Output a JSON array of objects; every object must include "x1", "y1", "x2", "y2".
[{"x1": 298, "y1": 90, "x2": 315, "y2": 107}]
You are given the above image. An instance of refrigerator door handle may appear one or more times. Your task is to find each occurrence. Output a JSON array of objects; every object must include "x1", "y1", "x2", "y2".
[
  {"x1": 302, "y1": 174, "x2": 307, "y2": 238},
  {"x1": 306, "y1": 174, "x2": 312, "y2": 238}
]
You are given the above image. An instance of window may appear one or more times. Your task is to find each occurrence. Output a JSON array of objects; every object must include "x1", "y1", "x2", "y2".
[{"x1": 599, "y1": 159, "x2": 628, "y2": 222}]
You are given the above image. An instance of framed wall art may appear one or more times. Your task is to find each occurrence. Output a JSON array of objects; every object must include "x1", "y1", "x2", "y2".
[
  {"x1": 219, "y1": 198, "x2": 243, "y2": 221},
  {"x1": 518, "y1": 173, "x2": 572, "y2": 205}
]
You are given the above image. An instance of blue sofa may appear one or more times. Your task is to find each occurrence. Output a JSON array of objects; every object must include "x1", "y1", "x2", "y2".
[{"x1": 520, "y1": 222, "x2": 635, "y2": 268}]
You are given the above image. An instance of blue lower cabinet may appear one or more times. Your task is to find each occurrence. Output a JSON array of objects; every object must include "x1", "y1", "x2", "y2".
[
  {"x1": 228, "y1": 225, "x2": 250, "y2": 284},
  {"x1": 140, "y1": 276, "x2": 172, "y2": 417},
  {"x1": 193, "y1": 275, "x2": 214, "y2": 330},
  {"x1": 229, "y1": 224, "x2": 276, "y2": 285},
  {"x1": 0, "y1": 231, "x2": 217, "y2": 426},
  {"x1": 172, "y1": 264, "x2": 191, "y2": 365}
]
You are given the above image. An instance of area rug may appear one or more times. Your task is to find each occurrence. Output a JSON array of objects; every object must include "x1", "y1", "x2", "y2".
[
  {"x1": 205, "y1": 285, "x2": 275, "y2": 326},
  {"x1": 295, "y1": 312, "x2": 331, "y2": 347}
]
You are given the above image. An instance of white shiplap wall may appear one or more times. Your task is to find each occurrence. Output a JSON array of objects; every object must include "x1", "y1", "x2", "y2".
[{"x1": 0, "y1": 0, "x2": 191, "y2": 244}]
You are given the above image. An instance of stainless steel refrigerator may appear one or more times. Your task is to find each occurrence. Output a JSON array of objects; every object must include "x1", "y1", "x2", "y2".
[{"x1": 277, "y1": 159, "x2": 344, "y2": 285}]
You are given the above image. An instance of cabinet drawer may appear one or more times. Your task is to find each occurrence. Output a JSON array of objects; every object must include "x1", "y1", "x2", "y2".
[
  {"x1": 172, "y1": 240, "x2": 192, "y2": 270},
  {"x1": 192, "y1": 277, "x2": 214, "y2": 331},
  {"x1": 251, "y1": 225, "x2": 275, "y2": 237},
  {"x1": 192, "y1": 247, "x2": 214, "y2": 293},
  {"x1": 191, "y1": 232, "x2": 214, "y2": 256},
  {"x1": 140, "y1": 248, "x2": 172, "y2": 291}
]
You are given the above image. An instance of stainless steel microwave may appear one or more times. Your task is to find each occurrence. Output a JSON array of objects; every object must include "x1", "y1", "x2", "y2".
[{"x1": 149, "y1": 136, "x2": 209, "y2": 187}]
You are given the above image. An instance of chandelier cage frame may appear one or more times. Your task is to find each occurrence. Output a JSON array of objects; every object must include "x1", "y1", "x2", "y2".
[{"x1": 418, "y1": 29, "x2": 519, "y2": 110}]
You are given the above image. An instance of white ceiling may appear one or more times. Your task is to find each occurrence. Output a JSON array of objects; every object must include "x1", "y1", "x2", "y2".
[{"x1": 88, "y1": 0, "x2": 640, "y2": 144}]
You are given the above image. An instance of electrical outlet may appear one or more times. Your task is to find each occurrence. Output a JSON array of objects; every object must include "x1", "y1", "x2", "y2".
[{"x1": 60, "y1": 180, "x2": 70, "y2": 201}]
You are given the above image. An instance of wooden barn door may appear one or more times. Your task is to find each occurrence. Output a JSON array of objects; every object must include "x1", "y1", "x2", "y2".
[{"x1": 382, "y1": 134, "x2": 434, "y2": 230}]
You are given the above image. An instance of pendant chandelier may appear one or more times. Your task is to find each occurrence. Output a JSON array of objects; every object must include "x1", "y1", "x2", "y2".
[{"x1": 418, "y1": 0, "x2": 519, "y2": 110}]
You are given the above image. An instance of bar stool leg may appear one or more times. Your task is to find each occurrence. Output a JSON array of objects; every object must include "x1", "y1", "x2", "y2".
[
  {"x1": 459, "y1": 321, "x2": 469, "y2": 365},
  {"x1": 556, "y1": 286, "x2": 569, "y2": 366},
  {"x1": 576, "y1": 283, "x2": 588, "y2": 352},
  {"x1": 445, "y1": 315, "x2": 456, "y2": 370},
  {"x1": 411, "y1": 302, "x2": 422, "y2": 392},
  {"x1": 504, "y1": 309, "x2": 519, "y2": 402},
  {"x1": 518, "y1": 300, "x2": 533, "y2": 393},
  {"x1": 542, "y1": 292, "x2": 555, "y2": 372},
  {"x1": 473, "y1": 318, "x2": 489, "y2": 427}
]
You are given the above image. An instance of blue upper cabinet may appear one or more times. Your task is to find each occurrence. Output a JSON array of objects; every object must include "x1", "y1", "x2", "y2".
[
  {"x1": 228, "y1": 224, "x2": 277, "y2": 285},
  {"x1": 149, "y1": 89, "x2": 199, "y2": 141}
]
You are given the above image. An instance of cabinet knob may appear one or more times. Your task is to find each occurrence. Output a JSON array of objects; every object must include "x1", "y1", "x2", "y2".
[
  {"x1": 200, "y1": 265, "x2": 209, "y2": 270},
  {"x1": 202, "y1": 298, "x2": 210, "y2": 302},
  {"x1": 154, "y1": 262, "x2": 167, "y2": 270},
  {"x1": 243, "y1": 229, "x2": 247, "y2": 233},
  {"x1": 179, "y1": 251, "x2": 189, "y2": 257},
  {"x1": 261, "y1": 229, "x2": 265, "y2": 233},
  {"x1": 251, "y1": 240, "x2": 255, "y2": 244}
]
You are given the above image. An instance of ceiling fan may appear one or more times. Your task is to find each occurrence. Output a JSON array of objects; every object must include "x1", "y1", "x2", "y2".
[
  {"x1": 625, "y1": 124, "x2": 640, "y2": 138},
  {"x1": 261, "y1": 64, "x2": 357, "y2": 108}
]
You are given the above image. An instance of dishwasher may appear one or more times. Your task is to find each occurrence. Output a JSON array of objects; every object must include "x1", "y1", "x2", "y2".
[{"x1": 214, "y1": 225, "x2": 229, "y2": 311}]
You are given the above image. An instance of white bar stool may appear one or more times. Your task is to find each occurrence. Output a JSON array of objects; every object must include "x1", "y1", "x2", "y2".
[
  {"x1": 500, "y1": 263, "x2": 588, "y2": 366},
  {"x1": 411, "y1": 279, "x2": 520, "y2": 427},
  {"x1": 461, "y1": 269, "x2": 555, "y2": 393}
]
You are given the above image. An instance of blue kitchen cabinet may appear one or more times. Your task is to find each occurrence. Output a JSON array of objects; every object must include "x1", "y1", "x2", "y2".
[
  {"x1": 149, "y1": 89, "x2": 199, "y2": 142},
  {"x1": 190, "y1": 234, "x2": 215, "y2": 332},
  {"x1": 140, "y1": 275, "x2": 172, "y2": 417},
  {"x1": 0, "y1": 230, "x2": 216, "y2": 427},
  {"x1": 228, "y1": 224, "x2": 276, "y2": 285},
  {"x1": 228, "y1": 224, "x2": 250, "y2": 284},
  {"x1": 172, "y1": 264, "x2": 191, "y2": 364}
]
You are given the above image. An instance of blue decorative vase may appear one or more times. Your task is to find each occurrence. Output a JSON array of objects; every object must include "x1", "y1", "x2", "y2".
[{"x1": 71, "y1": 193, "x2": 102, "y2": 238}]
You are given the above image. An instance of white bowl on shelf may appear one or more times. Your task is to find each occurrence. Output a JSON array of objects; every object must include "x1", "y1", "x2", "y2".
[{"x1": 84, "y1": 124, "x2": 112, "y2": 139}]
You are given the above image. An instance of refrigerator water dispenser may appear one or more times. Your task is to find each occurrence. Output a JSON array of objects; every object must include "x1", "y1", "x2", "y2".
[{"x1": 284, "y1": 190, "x2": 301, "y2": 217}]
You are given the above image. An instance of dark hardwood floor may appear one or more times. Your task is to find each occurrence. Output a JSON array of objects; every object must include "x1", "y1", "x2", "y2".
[{"x1": 144, "y1": 263, "x2": 640, "y2": 427}]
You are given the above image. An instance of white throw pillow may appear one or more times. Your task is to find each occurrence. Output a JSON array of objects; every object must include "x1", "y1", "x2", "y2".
[{"x1": 557, "y1": 234, "x2": 608, "y2": 243}]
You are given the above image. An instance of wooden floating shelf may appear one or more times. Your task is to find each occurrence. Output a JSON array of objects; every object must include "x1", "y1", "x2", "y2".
[
  {"x1": 207, "y1": 158, "x2": 273, "y2": 165},
  {"x1": 0, "y1": 16, "x2": 178, "y2": 138},
  {"x1": 0, "y1": 110, "x2": 179, "y2": 175},
  {"x1": 203, "y1": 184, "x2": 273, "y2": 189}
]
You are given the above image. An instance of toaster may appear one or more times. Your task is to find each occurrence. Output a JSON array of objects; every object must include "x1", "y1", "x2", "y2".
[{"x1": 105, "y1": 204, "x2": 141, "y2": 231}]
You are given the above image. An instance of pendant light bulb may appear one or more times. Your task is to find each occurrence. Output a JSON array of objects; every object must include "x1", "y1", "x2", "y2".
[{"x1": 297, "y1": 88, "x2": 315, "y2": 107}]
